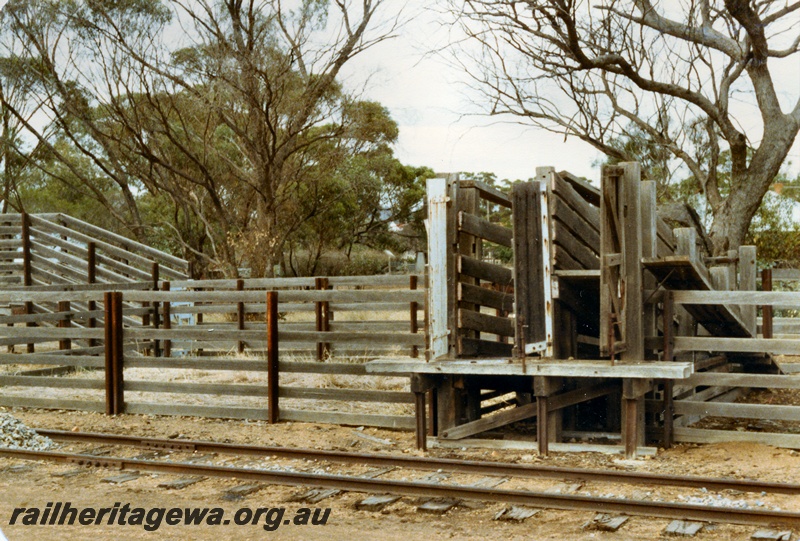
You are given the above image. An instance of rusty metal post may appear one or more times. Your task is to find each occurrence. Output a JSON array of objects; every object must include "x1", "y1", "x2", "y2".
[
  {"x1": 762, "y1": 268, "x2": 773, "y2": 339},
  {"x1": 58, "y1": 300, "x2": 71, "y2": 351},
  {"x1": 237, "y1": 279, "x2": 245, "y2": 353},
  {"x1": 162, "y1": 281, "x2": 171, "y2": 358},
  {"x1": 104, "y1": 292, "x2": 115, "y2": 415},
  {"x1": 111, "y1": 292, "x2": 125, "y2": 414},
  {"x1": 410, "y1": 275, "x2": 419, "y2": 358},
  {"x1": 267, "y1": 291, "x2": 279, "y2": 424}
]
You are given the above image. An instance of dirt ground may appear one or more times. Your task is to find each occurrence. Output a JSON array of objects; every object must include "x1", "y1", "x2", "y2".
[{"x1": 1, "y1": 408, "x2": 798, "y2": 541}]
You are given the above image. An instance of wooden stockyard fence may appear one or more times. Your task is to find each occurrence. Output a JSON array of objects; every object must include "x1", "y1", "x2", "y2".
[
  {"x1": 5, "y1": 177, "x2": 800, "y2": 456},
  {"x1": 0, "y1": 275, "x2": 424, "y2": 429},
  {"x1": 0, "y1": 212, "x2": 424, "y2": 429},
  {"x1": 369, "y1": 166, "x2": 800, "y2": 457}
]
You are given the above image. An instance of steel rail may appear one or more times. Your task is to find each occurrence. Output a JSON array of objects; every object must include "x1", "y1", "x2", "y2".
[
  {"x1": 0, "y1": 447, "x2": 798, "y2": 527},
  {"x1": 36, "y1": 428, "x2": 800, "y2": 495}
]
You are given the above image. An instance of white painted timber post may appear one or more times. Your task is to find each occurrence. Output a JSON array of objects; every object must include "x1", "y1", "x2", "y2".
[
  {"x1": 426, "y1": 177, "x2": 449, "y2": 359},
  {"x1": 540, "y1": 176, "x2": 554, "y2": 358}
]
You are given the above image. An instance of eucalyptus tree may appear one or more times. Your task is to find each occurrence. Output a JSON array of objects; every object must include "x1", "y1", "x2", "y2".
[
  {"x1": 1, "y1": 0, "x2": 403, "y2": 276},
  {"x1": 449, "y1": 0, "x2": 800, "y2": 253}
]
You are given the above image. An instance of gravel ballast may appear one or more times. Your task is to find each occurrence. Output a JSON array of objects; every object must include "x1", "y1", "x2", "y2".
[{"x1": 0, "y1": 413, "x2": 55, "y2": 451}]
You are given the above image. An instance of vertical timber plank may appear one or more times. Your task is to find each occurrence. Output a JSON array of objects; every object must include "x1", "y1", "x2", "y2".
[
  {"x1": 662, "y1": 290, "x2": 675, "y2": 448},
  {"x1": 762, "y1": 268, "x2": 773, "y2": 339},
  {"x1": 620, "y1": 163, "x2": 644, "y2": 458},
  {"x1": 620, "y1": 162, "x2": 644, "y2": 362},
  {"x1": 599, "y1": 167, "x2": 622, "y2": 357},
  {"x1": 446, "y1": 175, "x2": 459, "y2": 357},
  {"x1": 21, "y1": 213, "x2": 33, "y2": 353},
  {"x1": 426, "y1": 178, "x2": 449, "y2": 359},
  {"x1": 151, "y1": 263, "x2": 160, "y2": 358},
  {"x1": 539, "y1": 168, "x2": 555, "y2": 358},
  {"x1": 673, "y1": 229, "x2": 698, "y2": 355},
  {"x1": 58, "y1": 300, "x2": 71, "y2": 351},
  {"x1": 195, "y1": 284, "x2": 204, "y2": 356},
  {"x1": 641, "y1": 181, "x2": 658, "y2": 358},
  {"x1": 512, "y1": 181, "x2": 546, "y2": 356},
  {"x1": 534, "y1": 376, "x2": 562, "y2": 456},
  {"x1": 315, "y1": 277, "x2": 330, "y2": 361},
  {"x1": 410, "y1": 275, "x2": 419, "y2": 358},
  {"x1": 161, "y1": 281, "x2": 171, "y2": 358},
  {"x1": 739, "y1": 246, "x2": 757, "y2": 337},
  {"x1": 415, "y1": 391, "x2": 427, "y2": 451},
  {"x1": 88, "y1": 242, "x2": 97, "y2": 348}
]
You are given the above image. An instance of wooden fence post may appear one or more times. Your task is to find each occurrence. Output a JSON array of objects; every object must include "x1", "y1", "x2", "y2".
[
  {"x1": 195, "y1": 284, "x2": 204, "y2": 356},
  {"x1": 152, "y1": 263, "x2": 160, "y2": 357},
  {"x1": 162, "y1": 281, "x2": 171, "y2": 358},
  {"x1": 21, "y1": 212, "x2": 33, "y2": 353},
  {"x1": 641, "y1": 181, "x2": 658, "y2": 357},
  {"x1": 762, "y1": 268, "x2": 773, "y2": 339},
  {"x1": 426, "y1": 177, "x2": 449, "y2": 360},
  {"x1": 237, "y1": 279, "x2": 245, "y2": 353},
  {"x1": 58, "y1": 300, "x2": 71, "y2": 351},
  {"x1": 88, "y1": 242, "x2": 97, "y2": 347},
  {"x1": 739, "y1": 246, "x2": 757, "y2": 337},
  {"x1": 315, "y1": 277, "x2": 330, "y2": 360},
  {"x1": 267, "y1": 291, "x2": 279, "y2": 424},
  {"x1": 662, "y1": 290, "x2": 675, "y2": 448},
  {"x1": 410, "y1": 275, "x2": 419, "y2": 358},
  {"x1": 512, "y1": 182, "x2": 546, "y2": 358}
]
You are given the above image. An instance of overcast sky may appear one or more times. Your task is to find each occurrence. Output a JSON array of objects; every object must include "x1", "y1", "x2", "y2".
[{"x1": 341, "y1": 0, "x2": 800, "y2": 184}]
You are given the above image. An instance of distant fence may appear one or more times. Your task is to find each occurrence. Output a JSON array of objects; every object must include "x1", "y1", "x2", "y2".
[
  {"x1": 0, "y1": 275, "x2": 424, "y2": 429},
  {"x1": 0, "y1": 213, "x2": 189, "y2": 287}
]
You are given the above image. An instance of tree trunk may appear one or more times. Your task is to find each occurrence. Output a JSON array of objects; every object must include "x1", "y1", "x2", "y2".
[
  {"x1": 707, "y1": 201, "x2": 750, "y2": 256},
  {"x1": 708, "y1": 163, "x2": 788, "y2": 255}
]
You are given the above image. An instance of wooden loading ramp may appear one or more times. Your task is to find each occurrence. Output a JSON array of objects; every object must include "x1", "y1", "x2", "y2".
[{"x1": 642, "y1": 255, "x2": 753, "y2": 338}]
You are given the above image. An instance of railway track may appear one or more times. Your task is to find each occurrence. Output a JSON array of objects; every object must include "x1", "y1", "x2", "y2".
[
  {"x1": 35, "y1": 429, "x2": 800, "y2": 495},
  {"x1": 0, "y1": 429, "x2": 798, "y2": 528}
]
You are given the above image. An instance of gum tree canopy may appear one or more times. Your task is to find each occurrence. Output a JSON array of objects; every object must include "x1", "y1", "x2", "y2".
[
  {"x1": 450, "y1": 0, "x2": 800, "y2": 254},
  {"x1": 0, "y1": 0, "x2": 414, "y2": 277}
]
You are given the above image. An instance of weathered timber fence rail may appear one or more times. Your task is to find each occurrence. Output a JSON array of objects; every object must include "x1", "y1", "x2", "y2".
[
  {"x1": 0, "y1": 275, "x2": 423, "y2": 429},
  {"x1": 666, "y1": 290, "x2": 800, "y2": 355},
  {"x1": 647, "y1": 285, "x2": 800, "y2": 449},
  {"x1": 0, "y1": 213, "x2": 189, "y2": 287}
]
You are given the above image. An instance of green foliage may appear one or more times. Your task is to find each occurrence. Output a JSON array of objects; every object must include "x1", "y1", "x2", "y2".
[
  {"x1": 601, "y1": 126, "x2": 800, "y2": 260},
  {"x1": 593, "y1": 123, "x2": 674, "y2": 201},
  {"x1": 0, "y1": 0, "x2": 428, "y2": 278}
]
